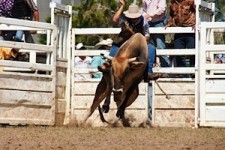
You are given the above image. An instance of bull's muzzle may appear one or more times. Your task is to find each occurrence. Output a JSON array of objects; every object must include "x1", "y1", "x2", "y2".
[{"x1": 112, "y1": 88, "x2": 123, "y2": 93}]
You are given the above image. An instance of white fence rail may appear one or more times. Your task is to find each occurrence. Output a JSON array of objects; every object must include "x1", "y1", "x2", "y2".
[
  {"x1": 0, "y1": 17, "x2": 57, "y2": 74},
  {"x1": 72, "y1": 27, "x2": 196, "y2": 75}
]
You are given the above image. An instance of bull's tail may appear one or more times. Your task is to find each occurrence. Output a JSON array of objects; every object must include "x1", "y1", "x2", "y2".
[{"x1": 83, "y1": 110, "x2": 92, "y2": 123}]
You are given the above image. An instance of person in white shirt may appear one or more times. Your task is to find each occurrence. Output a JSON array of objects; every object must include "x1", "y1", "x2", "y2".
[
  {"x1": 74, "y1": 43, "x2": 92, "y2": 79},
  {"x1": 142, "y1": 0, "x2": 170, "y2": 67}
]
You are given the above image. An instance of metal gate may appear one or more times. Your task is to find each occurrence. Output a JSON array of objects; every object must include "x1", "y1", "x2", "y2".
[
  {"x1": 0, "y1": 17, "x2": 57, "y2": 125},
  {"x1": 49, "y1": 2, "x2": 72, "y2": 125},
  {"x1": 198, "y1": 22, "x2": 225, "y2": 127}
]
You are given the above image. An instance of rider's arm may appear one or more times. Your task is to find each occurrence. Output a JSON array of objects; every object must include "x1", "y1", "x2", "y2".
[{"x1": 113, "y1": 1, "x2": 125, "y2": 24}]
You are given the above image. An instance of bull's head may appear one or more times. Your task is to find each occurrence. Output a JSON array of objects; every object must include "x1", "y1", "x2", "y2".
[{"x1": 101, "y1": 53, "x2": 145, "y2": 94}]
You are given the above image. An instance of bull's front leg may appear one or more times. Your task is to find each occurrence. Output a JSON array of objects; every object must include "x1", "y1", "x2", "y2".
[
  {"x1": 101, "y1": 68, "x2": 113, "y2": 113},
  {"x1": 102, "y1": 94, "x2": 111, "y2": 113}
]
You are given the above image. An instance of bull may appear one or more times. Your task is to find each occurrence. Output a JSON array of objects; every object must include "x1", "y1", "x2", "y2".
[{"x1": 84, "y1": 33, "x2": 148, "y2": 123}]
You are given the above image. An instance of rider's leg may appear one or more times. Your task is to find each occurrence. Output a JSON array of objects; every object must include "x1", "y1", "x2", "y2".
[
  {"x1": 147, "y1": 43, "x2": 161, "y2": 81},
  {"x1": 109, "y1": 44, "x2": 119, "y2": 57}
]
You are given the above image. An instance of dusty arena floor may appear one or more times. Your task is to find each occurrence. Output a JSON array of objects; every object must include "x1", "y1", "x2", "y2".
[{"x1": 0, "y1": 126, "x2": 225, "y2": 150}]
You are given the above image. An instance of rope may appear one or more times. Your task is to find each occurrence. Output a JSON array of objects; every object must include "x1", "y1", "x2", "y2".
[{"x1": 155, "y1": 80, "x2": 170, "y2": 100}]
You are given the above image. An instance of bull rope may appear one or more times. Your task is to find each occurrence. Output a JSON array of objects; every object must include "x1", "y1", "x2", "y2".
[
  {"x1": 155, "y1": 80, "x2": 170, "y2": 100},
  {"x1": 153, "y1": 57, "x2": 170, "y2": 99}
]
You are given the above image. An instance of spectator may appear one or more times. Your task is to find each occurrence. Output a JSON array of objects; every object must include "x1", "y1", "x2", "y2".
[
  {"x1": 74, "y1": 43, "x2": 92, "y2": 80},
  {"x1": 0, "y1": 0, "x2": 15, "y2": 40},
  {"x1": 91, "y1": 39, "x2": 113, "y2": 78},
  {"x1": 142, "y1": 0, "x2": 170, "y2": 67},
  {"x1": 106, "y1": 0, "x2": 160, "y2": 81},
  {"x1": 0, "y1": 0, "x2": 28, "y2": 63},
  {"x1": 0, "y1": 38, "x2": 20, "y2": 71},
  {"x1": 0, "y1": 0, "x2": 14, "y2": 17},
  {"x1": 0, "y1": 47, "x2": 16, "y2": 71},
  {"x1": 165, "y1": 0, "x2": 196, "y2": 68},
  {"x1": 95, "y1": 38, "x2": 113, "y2": 50},
  {"x1": 2, "y1": 0, "x2": 39, "y2": 42},
  {"x1": 12, "y1": 0, "x2": 39, "y2": 43},
  {"x1": 215, "y1": 54, "x2": 225, "y2": 64}
]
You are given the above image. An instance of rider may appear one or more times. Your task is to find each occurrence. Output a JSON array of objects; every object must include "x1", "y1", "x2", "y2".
[{"x1": 108, "y1": 0, "x2": 160, "y2": 81}]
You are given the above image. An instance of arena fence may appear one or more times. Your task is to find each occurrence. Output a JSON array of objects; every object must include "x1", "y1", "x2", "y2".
[
  {"x1": 71, "y1": 27, "x2": 197, "y2": 127},
  {"x1": 0, "y1": 17, "x2": 57, "y2": 125},
  {"x1": 198, "y1": 22, "x2": 225, "y2": 127},
  {"x1": 71, "y1": 0, "x2": 225, "y2": 127}
]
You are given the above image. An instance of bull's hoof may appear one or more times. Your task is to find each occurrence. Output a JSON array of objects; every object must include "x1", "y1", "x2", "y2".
[
  {"x1": 116, "y1": 110, "x2": 124, "y2": 119},
  {"x1": 102, "y1": 105, "x2": 110, "y2": 113}
]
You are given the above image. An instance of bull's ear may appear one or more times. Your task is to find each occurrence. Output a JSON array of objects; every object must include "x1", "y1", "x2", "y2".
[
  {"x1": 130, "y1": 62, "x2": 145, "y2": 69},
  {"x1": 98, "y1": 62, "x2": 111, "y2": 72},
  {"x1": 103, "y1": 62, "x2": 111, "y2": 68}
]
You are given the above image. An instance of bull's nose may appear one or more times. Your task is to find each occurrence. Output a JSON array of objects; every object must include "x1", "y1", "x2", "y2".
[{"x1": 112, "y1": 88, "x2": 123, "y2": 93}]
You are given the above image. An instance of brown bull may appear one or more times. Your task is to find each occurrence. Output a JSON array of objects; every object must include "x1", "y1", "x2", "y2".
[{"x1": 84, "y1": 33, "x2": 148, "y2": 122}]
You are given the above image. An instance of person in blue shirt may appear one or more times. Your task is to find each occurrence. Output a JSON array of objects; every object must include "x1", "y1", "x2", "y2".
[{"x1": 91, "y1": 39, "x2": 113, "y2": 78}]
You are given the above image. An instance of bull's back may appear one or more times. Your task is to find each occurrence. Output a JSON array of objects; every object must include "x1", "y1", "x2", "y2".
[{"x1": 116, "y1": 33, "x2": 148, "y2": 61}]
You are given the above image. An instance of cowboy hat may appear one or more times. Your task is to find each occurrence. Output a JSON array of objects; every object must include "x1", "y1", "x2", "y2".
[
  {"x1": 123, "y1": 4, "x2": 142, "y2": 19},
  {"x1": 76, "y1": 43, "x2": 85, "y2": 50},
  {"x1": 95, "y1": 38, "x2": 113, "y2": 49}
]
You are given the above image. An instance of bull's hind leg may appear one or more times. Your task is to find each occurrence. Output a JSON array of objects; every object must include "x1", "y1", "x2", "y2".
[
  {"x1": 125, "y1": 85, "x2": 139, "y2": 107},
  {"x1": 116, "y1": 85, "x2": 139, "y2": 119},
  {"x1": 84, "y1": 78, "x2": 109, "y2": 122}
]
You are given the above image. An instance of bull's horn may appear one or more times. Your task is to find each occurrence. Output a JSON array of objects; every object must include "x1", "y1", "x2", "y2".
[
  {"x1": 131, "y1": 61, "x2": 145, "y2": 65},
  {"x1": 128, "y1": 57, "x2": 137, "y2": 63},
  {"x1": 100, "y1": 53, "x2": 113, "y2": 60}
]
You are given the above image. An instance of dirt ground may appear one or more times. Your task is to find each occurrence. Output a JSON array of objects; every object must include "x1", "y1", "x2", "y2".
[{"x1": 0, "y1": 126, "x2": 225, "y2": 150}]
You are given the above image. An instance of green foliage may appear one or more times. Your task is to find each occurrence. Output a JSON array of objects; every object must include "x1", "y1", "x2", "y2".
[
  {"x1": 215, "y1": 0, "x2": 225, "y2": 21},
  {"x1": 38, "y1": 16, "x2": 51, "y2": 44},
  {"x1": 201, "y1": 0, "x2": 225, "y2": 21},
  {"x1": 208, "y1": 0, "x2": 225, "y2": 44},
  {"x1": 72, "y1": 0, "x2": 134, "y2": 46},
  {"x1": 40, "y1": 0, "x2": 225, "y2": 45}
]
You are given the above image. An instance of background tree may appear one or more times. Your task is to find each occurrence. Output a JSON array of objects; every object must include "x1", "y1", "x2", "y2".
[
  {"x1": 206, "y1": 0, "x2": 225, "y2": 44},
  {"x1": 204, "y1": 0, "x2": 225, "y2": 21},
  {"x1": 72, "y1": 0, "x2": 136, "y2": 46},
  {"x1": 38, "y1": 16, "x2": 51, "y2": 44},
  {"x1": 39, "y1": 0, "x2": 225, "y2": 45}
]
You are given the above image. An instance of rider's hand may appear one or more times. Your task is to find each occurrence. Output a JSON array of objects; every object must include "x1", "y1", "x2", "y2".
[{"x1": 119, "y1": 0, "x2": 125, "y2": 6}]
